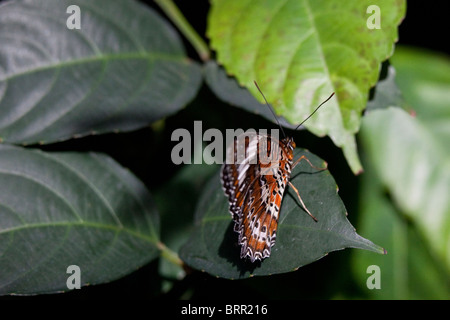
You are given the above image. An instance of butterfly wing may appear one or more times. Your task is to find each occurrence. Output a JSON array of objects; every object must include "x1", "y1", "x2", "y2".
[
  {"x1": 221, "y1": 133, "x2": 262, "y2": 231},
  {"x1": 221, "y1": 133, "x2": 293, "y2": 262}
]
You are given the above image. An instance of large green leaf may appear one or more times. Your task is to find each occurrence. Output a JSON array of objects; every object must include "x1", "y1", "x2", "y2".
[
  {"x1": 388, "y1": 47, "x2": 450, "y2": 272},
  {"x1": 351, "y1": 156, "x2": 449, "y2": 299},
  {"x1": 361, "y1": 107, "x2": 450, "y2": 273},
  {"x1": 207, "y1": 0, "x2": 406, "y2": 174},
  {"x1": 180, "y1": 149, "x2": 384, "y2": 279},
  {"x1": 353, "y1": 49, "x2": 450, "y2": 298},
  {"x1": 0, "y1": 145, "x2": 160, "y2": 295},
  {"x1": 0, "y1": 0, "x2": 201, "y2": 145}
]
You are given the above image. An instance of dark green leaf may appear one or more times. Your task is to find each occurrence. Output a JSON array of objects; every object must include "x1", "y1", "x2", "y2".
[
  {"x1": 204, "y1": 61, "x2": 297, "y2": 129},
  {"x1": 0, "y1": 0, "x2": 202, "y2": 144},
  {"x1": 365, "y1": 64, "x2": 406, "y2": 112},
  {"x1": 0, "y1": 145, "x2": 160, "y2": 295},
  {"x1": 180, "y1": 149, "x2": 384, "y2": 279}
]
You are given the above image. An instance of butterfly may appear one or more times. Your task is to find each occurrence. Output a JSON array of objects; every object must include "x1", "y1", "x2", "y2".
[{"x1": 221, "y1": 82, "x2": 334, "y2": 262}]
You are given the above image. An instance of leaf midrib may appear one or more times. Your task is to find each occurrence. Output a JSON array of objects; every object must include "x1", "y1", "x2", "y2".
[
  {"x1": 0, "y1": 220, "x2": 158, "y2": 244},
  {"x1": 0, "y1": 51, "x2": 188, "y2": 82},
  {"x1": 302, "y1": 0, "x2": 333, "y2": 92}
]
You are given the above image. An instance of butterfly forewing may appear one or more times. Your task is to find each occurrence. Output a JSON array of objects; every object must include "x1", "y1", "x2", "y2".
[{"x1": 221, "y1": 133, "x2": 295, "y2": 262}]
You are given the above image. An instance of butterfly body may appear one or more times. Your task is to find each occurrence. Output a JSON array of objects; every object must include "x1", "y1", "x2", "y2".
[{"x1": 221, "y1": 134, "x2": 296, "y2": 262}]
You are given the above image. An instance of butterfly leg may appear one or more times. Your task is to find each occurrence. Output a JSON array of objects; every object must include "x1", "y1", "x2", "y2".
[
  {"x1": 288, "y1": 181, "x2": 318, "y2": 222},
  {"x1": 292, "y1": 155, "x2": 327, "y2": 171}
]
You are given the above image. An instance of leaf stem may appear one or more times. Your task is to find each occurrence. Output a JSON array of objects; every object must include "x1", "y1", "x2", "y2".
[
  {"x1": 157, "y1": 241, "x2": 184, "y2": 267},
  {"x1": 154, "y1": 0, "x2": 210, "y2": 61}
]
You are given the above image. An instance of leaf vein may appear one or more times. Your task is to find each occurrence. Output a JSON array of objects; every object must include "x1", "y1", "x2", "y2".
[{"x1": 0, "y1": 170, "x2": 83, "y2": 222}]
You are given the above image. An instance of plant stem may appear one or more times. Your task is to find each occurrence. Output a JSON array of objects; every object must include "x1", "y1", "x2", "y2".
[
  {"x1": 157, "y1": 241, "x2": 184, "y2": 267},
  {"x1": 154, "y1": 0, "x2": 210, "y2": 61}
]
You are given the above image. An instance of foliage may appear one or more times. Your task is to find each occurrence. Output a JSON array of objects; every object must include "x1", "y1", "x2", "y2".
[
  {"x1": 353, "y1": 47, "x2": 450, "y2": 299},
  {"x1": 0, "y1": 0, "x2": 447, "y2": 299}
]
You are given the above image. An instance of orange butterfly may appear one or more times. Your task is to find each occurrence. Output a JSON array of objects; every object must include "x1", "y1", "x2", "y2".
[{"x1": 221, "y1": 82, "x2": 334, "y2": 262}]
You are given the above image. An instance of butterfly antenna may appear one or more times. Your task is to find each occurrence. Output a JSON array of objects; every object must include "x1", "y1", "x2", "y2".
[
  {"x1": 253, "y1": 81, "x2": 286, "y2": 138},
  {"x1": 294, "y1": 92, "x2": 335, "y2": 131}
]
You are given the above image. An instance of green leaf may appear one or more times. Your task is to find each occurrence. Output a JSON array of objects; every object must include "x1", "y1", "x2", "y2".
[
  {"x1": 361, "y1": 107, "x2": 450, "y2": 273},
  {"x1": 356, "y1": 48, "x2": 450, "y2": 298},
  {"x1": 179, "y1": 149, "x2": 384, "y2": 279},
  {"x1": 351, "y1": 156, "x2": 449, "y2": 299},
  {"x1": 0, "y1": 145, "x2": 160, "y2": 295},
  {"x1": 0, "y1": 0, "x2": 202, "y2": 145},
  {"x1": 207, "y1": 0, "x2": 406, "y2": 174}
]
